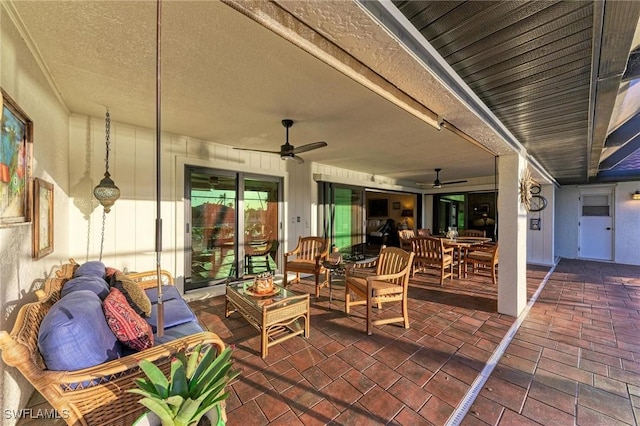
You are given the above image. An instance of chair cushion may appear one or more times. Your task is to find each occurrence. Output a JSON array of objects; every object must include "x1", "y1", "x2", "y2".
[
  {"x1": 38, "y1": 290, "x2": 121, "y2": 371},
  {"x1": 286, "y1": 259, "x2": 323, "y2": 273},
  {"x1": 61, "y1": 275, "x2": 110, "y2": 300},
  {"x1": 144, "y1": 285, "x2": 183, "y2": 303},
  {"x1": 73, "y1": 260, "x2": 106, "y2": 279},
  {"x1": 347, "y1": 276, "x2": 402, "y2": 297},
  {"x1": 103, "y1": 288, "x2": 154, "y2": 351},
  {"x1": 145, "y1": 287, "x2": 197, "y2": 333},
  {"x1": 154, "y1": 321, "x2": 205, "y2": 345},
  {"x1": 110, "y1": 271, "x2": 152, "y2": 317}
]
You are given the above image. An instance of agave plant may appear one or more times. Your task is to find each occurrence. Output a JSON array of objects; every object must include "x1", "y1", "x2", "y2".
[{"x1": 129, "y1": 344, "x2": 240, "y2": 426}]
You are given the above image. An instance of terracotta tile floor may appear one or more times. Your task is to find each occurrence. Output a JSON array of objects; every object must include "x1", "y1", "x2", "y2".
[
  {"x1": 18, "y1": 259, "x2": 640, "y2": 425},
  {"x1": 189, "y1": 259, "x2": 640, "y2": 425}
]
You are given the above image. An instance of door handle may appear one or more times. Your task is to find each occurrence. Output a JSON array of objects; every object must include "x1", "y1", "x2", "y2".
[{"x1": 606, "y1": 227, "x2": 611, "y2": 230}]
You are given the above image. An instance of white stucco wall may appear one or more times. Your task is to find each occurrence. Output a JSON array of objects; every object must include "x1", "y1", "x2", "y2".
[
  {"x1": 555, "y1": 186, "x2": 580, "y2": 259},
  {"x1": 613, "y1": 181, "x2": 640, "y2": 265},
  {"x1": 526, "y1": 184, "x2": 555, "y2": 266},
  {"x1": 1, "y1": 5, "x2": 71, "y2": 421},
  {"x1": 555, "y1": 182, "x2": 640, "y2": 266}
]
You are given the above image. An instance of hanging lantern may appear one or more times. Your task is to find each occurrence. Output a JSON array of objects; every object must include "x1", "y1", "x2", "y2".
[{"x1": 93, "y1": 109, "x2": 120, "y2": 212}]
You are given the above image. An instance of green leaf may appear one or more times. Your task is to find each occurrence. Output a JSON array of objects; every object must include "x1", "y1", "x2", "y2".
[
  {"x1": 185, "y1": 344, "x2": 202, "y2": 380},
  {"x1": 174, "y1": 398, "x2": 201, "y2": 426},
  {"x1": 170, "y1": 357, "x2": 189, "y2": 399},
  {"x1": 138, "y1": 397, "x2": 173, "y2": 425},
  {"x1": 138, "y1": 359, "x2": 169, "y2": 399},
  {"x1": 189, "y1": 346, "x2": 219, "y2": 386},
  {"x1": 165, "y1": 394, "x2": 186, "y2": 417},
  {"x1": 189, "y1": 347, "x2": 234, "y2": 396},
  {"x1": 131, "y1": 378, "x2": 159, "y2": 395}
]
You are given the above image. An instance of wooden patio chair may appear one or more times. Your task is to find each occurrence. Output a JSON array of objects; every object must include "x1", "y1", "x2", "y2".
[
  {"x1": 466, "y1": 242, "x2": 499, "y2": 285},
  {"x1": 459, "y1": 229, "x2": 486, "y2": 237},
  {"x1": 397, "y1": 229, "x2": 415, "y2": 251},
  {"x1": 416, "y1": 228, "x2": 431, "y2": 237},
  {"x1": 344, "y1": 246, "x2": 415, "y2": 335},
  {"x1": 410, "y1": 236, "x2": 454, "y2": 285},
  {"x1": 283, "y1": 236, "x2": 329, "y2": 298}
]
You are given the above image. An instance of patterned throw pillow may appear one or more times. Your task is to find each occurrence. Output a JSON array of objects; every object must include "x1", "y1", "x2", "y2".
[
  {"x1": 103, "y1": 288, "x2": 154, "y2": 351},
  {"x1": 110, "y1": 271, "x2": 152, "y2": 317},
  {"x1": 105, "y1": 267, "x2": 121, "y2": 281}
]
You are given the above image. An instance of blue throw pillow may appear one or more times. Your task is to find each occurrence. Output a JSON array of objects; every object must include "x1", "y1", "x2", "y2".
[
  {"x1": 38, "y1": 290, "x2": 121, "y2": 371},
  {"x1": 62, "y1": 276, "x2": 110, "y2": 300},
  {"x1": 74, "y1": 261, "x2": 106, "y2": 279},
  {"x1": 145, "y1": 287, "x2": 196, "y2": 333}
]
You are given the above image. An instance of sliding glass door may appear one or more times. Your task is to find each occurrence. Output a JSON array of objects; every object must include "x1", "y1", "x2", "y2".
[
  {"x1": 320, "y1": 182, "x2": 366, "y2": 258},
  {"x1": 185, "y1": 167, "x2": 282, "y2": 291}
]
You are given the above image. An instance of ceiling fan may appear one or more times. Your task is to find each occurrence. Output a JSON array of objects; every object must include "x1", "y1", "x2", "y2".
[
  {"x1": 432, "y1": 168, "x2": 468, "y2": 188},
  {"x1": 234, "y1": 119, "x2": 327, "y2": 164}
]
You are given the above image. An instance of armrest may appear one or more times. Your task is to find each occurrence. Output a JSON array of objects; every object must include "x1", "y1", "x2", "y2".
[
  {"x1": 128, "y1": 269, "x2": 174, "y2": 290},
  {"x1": 284, "y1": 245, "x2": 300, "y2": 259}
]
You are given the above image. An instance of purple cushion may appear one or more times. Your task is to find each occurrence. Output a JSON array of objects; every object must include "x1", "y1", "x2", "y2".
[
  {"x1": 62, "y1": 276, "x2": 110, "y2": 300},
  {"x1": 144, "y1": 285, "x2": 182, "y2": 304},
  {"x1": 74, "y1": 261, "x2": 106, "y2": 279},
  {"x1": 38, "y1": 290, "x2": 121, "y2": 371},
  {"x1": 144, "y1": 287, "x2": 196, "y2": 333},
  {"x1": 154, "y1": 321, "x2": 205, "y2": 345}
]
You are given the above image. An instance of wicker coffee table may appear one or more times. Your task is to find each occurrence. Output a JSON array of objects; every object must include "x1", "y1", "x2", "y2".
[{"x1": 225, "y1": 280, "x2": 310, "y2": 358}]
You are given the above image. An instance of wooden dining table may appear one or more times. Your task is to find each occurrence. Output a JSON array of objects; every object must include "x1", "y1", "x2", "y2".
[{"x1": 440, "y1": 237, "x2": 492, "y2": 278}]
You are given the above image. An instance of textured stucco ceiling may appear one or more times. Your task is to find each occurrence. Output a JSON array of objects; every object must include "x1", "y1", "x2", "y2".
[
  {"x1": 6, "y1": 0, "x2": 500, "y2": 188},
  {"x1": 10, "y1": 0, "x2": 638, "y2": 187}
]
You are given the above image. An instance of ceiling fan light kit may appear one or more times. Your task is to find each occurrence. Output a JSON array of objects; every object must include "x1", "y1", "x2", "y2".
[{"x1": 234, "y1": 118, "x2": 327, "y2": 163}]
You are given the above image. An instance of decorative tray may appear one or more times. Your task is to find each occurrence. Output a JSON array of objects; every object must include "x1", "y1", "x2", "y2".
[{"x1": 243, "y1": 285, "x2": 280, "y2": 297}]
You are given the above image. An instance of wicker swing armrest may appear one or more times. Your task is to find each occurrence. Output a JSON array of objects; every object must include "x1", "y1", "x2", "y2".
[{"x1": 0, "y1": 261, "x2": 227, "y2": 426}]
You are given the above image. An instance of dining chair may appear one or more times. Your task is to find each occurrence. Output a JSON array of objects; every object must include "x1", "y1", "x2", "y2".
[
  {"x1": 397, "y1": 229, "x2": 415, "y2": 251},
  {"x1": 410, "y1": 236, "x2": 454, "y2": 285},
  {"x1": 416, "y1": 228, "x2": 431, "y2": 237},
  {"x1": 344, "y1": 246, "x2": 415, "y2": 335},
  {"x1": 459, "y1": 229, "x2": 486, "y2": 237},
  {"x1": 283, "y1": 236, "x2": 329, "y2": 298},
  {"x1": 466, "y1": 242, "x2": 499, "y2": 285}
]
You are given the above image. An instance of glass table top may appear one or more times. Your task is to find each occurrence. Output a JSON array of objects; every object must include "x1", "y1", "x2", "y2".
[{"x1": 227, "y1": 279, "x2": 301, "y2": 308}]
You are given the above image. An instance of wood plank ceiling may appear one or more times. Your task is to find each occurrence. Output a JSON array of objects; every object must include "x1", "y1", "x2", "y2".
[{"x1": 393, "y1": 0, "x2": 640, "y2": 185}]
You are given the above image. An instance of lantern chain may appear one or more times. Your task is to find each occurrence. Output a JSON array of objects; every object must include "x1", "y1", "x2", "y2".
[{"x1": 104, "y1": 109, "x2": 111, "y2": 175}]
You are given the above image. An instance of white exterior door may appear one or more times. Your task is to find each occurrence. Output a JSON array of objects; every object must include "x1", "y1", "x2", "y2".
[{"x1": 579, "y1": 190, "x2": 613, "y2": 261}]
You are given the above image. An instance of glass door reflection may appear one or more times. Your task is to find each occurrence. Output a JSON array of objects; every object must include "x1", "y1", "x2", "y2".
[
  {"x1": 188, "y1": 172, "x2": 237, "y2": 290},
  {"x1": 243, "y1": 178, "x2": 279, "y2": 275}
]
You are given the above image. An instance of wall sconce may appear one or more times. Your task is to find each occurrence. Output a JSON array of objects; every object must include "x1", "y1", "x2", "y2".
[{"x1": 632, "y1": 191, "x2": 640, "y2": 200}]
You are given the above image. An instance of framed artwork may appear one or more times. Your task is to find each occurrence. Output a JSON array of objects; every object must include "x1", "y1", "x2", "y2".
[
  {"x1": 0, "y1": 89, "x2": 33, "y2": 226},
  {"x1": 33, "y1": 178, "x2": 53, "y2": 259},
  {"x1": 392, "y1": 202, "x2": 401, "y2": 210}
]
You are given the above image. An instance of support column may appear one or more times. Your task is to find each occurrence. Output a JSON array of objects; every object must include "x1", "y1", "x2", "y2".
[{"x1": 497, "y1": 154, "x2": 528, "y2": 316}]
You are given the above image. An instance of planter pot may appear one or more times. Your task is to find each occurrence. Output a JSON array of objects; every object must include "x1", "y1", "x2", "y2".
[{"x1": 133, "y1": 404, "x2": 225, "y2": 426}]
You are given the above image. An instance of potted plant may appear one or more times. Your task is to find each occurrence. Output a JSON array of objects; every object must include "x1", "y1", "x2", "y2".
[{"x1": 129, "y1": 344, "x2": 240, "y2": 426}]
